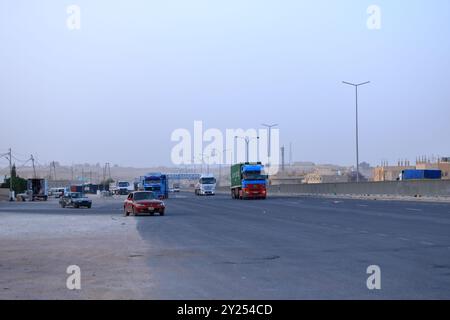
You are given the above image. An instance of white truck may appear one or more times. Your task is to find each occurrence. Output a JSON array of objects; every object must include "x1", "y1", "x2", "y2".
[
  {"x1": 111, "y1": 181, "x2": 132, "y2": 195},
  {"x1": 195, "y1": 174, "x2": 216, "y2": 196}
]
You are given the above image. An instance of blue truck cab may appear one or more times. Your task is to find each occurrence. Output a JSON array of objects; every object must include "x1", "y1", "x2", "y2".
[{"x1": 139, "y1": 173, "x2": 169, "y2": 199}]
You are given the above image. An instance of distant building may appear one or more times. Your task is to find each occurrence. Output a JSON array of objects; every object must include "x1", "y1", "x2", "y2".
[
  {"x1": 373, "y1": 157, "x2": 450, "y2": 181},
  {"x1": 416, "y1": 157, "x2": 450, "y2": 180},
  {"x1": 373, "y1": 163, "x2": 415, "y2": 182},
  {"x1": 304, "y1": 169, "x2": 348, "y2": 184}
]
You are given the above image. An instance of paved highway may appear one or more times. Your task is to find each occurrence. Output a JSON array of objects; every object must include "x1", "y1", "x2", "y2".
[{"x1": 1, "y1": 192, "x2": 450, "y2": 299}]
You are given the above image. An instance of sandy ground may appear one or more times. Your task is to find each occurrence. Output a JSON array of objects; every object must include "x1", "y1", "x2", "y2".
[{"x1": 0, "y1": 197, "x2": 154, "y2": 299}]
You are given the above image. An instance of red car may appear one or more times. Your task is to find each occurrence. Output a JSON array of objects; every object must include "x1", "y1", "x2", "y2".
[{"x1": 124, "y1": 191, "x2": 165, "y2": 216}]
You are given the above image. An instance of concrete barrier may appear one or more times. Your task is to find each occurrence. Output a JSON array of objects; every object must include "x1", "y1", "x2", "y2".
[
  {"x1": 0, "y1": 188, "x2": 10, "y2": 201},
  {"x1": 268, "y1": 180, "x2": 450, "y2": 197},
  {"x1": 217, "y1": 180, "x2": 450, "y2": 198}
]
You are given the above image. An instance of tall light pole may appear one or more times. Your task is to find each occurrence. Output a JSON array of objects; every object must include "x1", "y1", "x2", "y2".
[
  {"x1": 342, "y1": 81, "x2": 370, "y2": 182},
  {"x1": 235, "y1": 136, "x2": 259, "y2": 163},
  {"x1": 261, "y1": 123, "x2": 278, "y2": 166}
]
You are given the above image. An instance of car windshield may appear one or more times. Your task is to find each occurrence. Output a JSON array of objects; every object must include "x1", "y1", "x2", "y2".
[
  {"x1": 118, "y1": 182, "x2": 129, "y2": 187},
  {"x1": 70, "y1": 192, "x2": 82, "y2": 198},
  {"x1": 200, "y1": 177, "x2": 216, "y2": 184},
  {"x1": 134, "y1": 192, "x2": 156, "y2": 201}
]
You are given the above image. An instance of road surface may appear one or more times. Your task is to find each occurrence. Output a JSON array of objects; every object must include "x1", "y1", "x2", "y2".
[{"x1": 1, "y1": 192, "x2": 449, "y2": 299}]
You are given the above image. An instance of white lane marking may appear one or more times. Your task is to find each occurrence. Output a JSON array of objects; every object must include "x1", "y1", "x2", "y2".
[
  {"x1": 420, "y1": 241, "x2": 434, "y2": 246},
  {"x1": 398, "y1": 237, "x2": 410, "y2": 241},
  {"x1": 405, "y1": 208, "x2": 422, "y2": 212},
  {"x1": 357, "y1": 204, "x2": 369, "y2": 207},
  {"x1": 376, "y1": 233, "x2": 388, "y2": 237},
  {"x1": 359, "y1": 230, "x2": 369, "y2": 234}
]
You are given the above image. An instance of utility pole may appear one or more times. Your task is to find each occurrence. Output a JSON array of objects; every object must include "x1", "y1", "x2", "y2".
[
  {"x1": 289, "y1": 142, "x2": 292, "y2": 166},
  {"x1": 53, "y1": 161, "x2": 57, "y2": 181},
  {"x1": 281, "y1": 145, "x2": 285, "y2": 172},
  {"x1": 8, "y1": 148, "x2": 13, "y2": 201},
  {"x1": 342, "y1": 81, "x2": 370, "y2": 183},
  {"x1": 30, "y1": 154, "x2": 36, "y2": 179}
]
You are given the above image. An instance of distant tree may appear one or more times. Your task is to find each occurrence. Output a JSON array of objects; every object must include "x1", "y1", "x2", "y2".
[
  {"x1": 11, "y1": 164, "x2": 17, "y2": 178},
  {"x1": 99, "y1": 178, "x2": 115, "y2": 186},
  {"x1": 347, "y1": 171, "x2": 368, "y2": 183},
  {"x1": 1, "y1": 165, "x2": 27, "y2": 194}
]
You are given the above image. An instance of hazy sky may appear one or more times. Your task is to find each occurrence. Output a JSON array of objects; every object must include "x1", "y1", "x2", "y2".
[{"x1": 1, "y1": 0, "x2": 449, "y2": 167}]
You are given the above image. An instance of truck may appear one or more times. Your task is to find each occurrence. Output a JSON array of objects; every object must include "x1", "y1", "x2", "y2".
[
  {"x1": 70, "y1": 185, "x2": 83, "y2": 193},
  {"x1": 27, "y1": 178, "x2": 48, "y2": 201},
  {"x1": 399, "y1": 169, "x2": 442, "y2": 181},
  {"x1": 172, "y1": 182, "x2": 181, "y2": 192},
  {"x1": 195, "y1": 174, "x2": 216, "y2": 196},
  {"x1": 139, "y1": 173, "x2": 169, "y2": 199},
  {"x1": 110, "y1": 181, "x2": 132, "y2": 195},
  {"x1": 117, "y1": 181, "x2": 132, "y2": 195},
  {"x1": 231, "y1": 162, "x2": 267, "y2": 199}
]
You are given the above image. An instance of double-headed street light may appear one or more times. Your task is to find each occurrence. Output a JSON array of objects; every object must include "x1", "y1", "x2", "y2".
[
  {"x1": 235, "y1": 136, "x2": 259, "y2": 163},
  {"x1": 342, "y1": 81, "x2": 370, "y2": 183},
  {"x1": 261, "y1": 123, "x2": 278, "y2": 166}
]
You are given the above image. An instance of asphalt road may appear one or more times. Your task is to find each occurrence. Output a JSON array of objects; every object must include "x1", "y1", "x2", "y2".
[{"x1": 1, "y1": 192, "x2": 450, "y2": 299}]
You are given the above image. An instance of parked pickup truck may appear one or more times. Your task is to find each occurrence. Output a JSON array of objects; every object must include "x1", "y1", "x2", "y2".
[{"x1": 59, "y1": 192, "x2": 92, "y2": 208}]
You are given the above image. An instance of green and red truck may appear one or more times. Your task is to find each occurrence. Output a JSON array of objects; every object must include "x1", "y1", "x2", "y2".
[{"x1": 231, "y1": 162, "x2": 268, "y2": 199}]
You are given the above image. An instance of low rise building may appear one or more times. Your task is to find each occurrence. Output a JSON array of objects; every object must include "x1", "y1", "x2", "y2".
[{"x1": 373, "y1": 157, "x2": 450, "y2": 181}]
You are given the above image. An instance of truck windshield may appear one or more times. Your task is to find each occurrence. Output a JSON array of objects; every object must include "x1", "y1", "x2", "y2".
[
  {"x1": 134, "y1": 192, "x2": 156, "y2": 200},
  {"x1": 200, "y1": 178, "x2": 216, "y2": 184},
  {"x1": 145, "y1": 178, "x2": 160, "y2": 184},
  {"x1": 243, "y1": 172, "x2": 267, "y2": 180},
  {"x1": 145, "y1": 186, "x2": 161, "y2": 191},
  {"x1": 118, "y1": 182, "x2": 129, "y2": 187}
]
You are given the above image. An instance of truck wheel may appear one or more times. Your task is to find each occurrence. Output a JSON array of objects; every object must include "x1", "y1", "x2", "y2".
[
  {"x1": 74, "y1": 204, "x2": 79, "y2": 208},
  {"x1": 123, "y1": 207, "x2": 128, "y2": 216},
  {"x1": 132, "y1": 207, "x2": 136, "y2": 216},
  {"x1": 160, "y1": 209, "x2": 165, "y2": 216},
  {"x1": 87, "y1": 204, "x2": 91, "y2": 209}
]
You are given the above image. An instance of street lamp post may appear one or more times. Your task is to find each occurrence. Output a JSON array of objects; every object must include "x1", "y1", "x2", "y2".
[
  {"x1": 342, "y1": 81, "x2": 370, "y2": 183},
  {"x1": 261, "y1": 124, "x2": 278, "y2": 166},
  {"x1": 235, "y1": 136, "x2": 259, "y2": 163}
]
